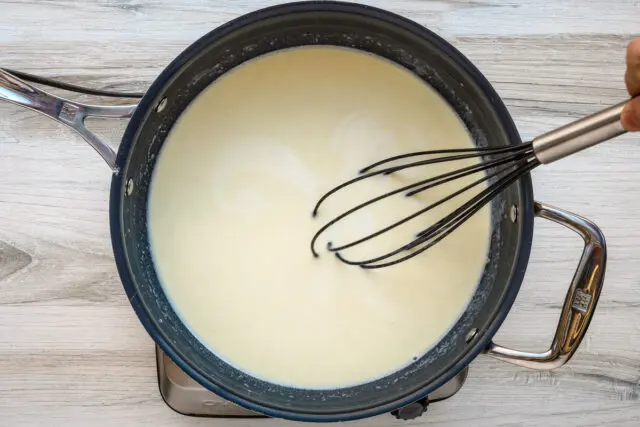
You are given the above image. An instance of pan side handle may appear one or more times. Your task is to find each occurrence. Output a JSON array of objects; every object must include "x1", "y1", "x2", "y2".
[
  {"x1": 485, "y1": 201, "x2": 606, "y2": 370},
  {"x1": 0, "y1": 68, "x2": 137, "y2": 172}
]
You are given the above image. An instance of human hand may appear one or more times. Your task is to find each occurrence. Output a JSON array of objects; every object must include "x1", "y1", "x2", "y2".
[{"x1": 622, "y1": 39, "x2": 640, "y2": 131}]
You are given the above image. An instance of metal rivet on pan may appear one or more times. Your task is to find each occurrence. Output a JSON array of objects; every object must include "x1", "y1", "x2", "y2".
[
  {"x1": 509, "y1": 205, "x2": 518, "y2": 223},
  {"x1": 465, "y1": 328, "x2": 478, "y2": 343},
  {"x1": 126, "y1": 179, "x2": 134, "y2": 196},
  {"x1": 156, "y1": 97, "x2": 168, "y2": 113}
]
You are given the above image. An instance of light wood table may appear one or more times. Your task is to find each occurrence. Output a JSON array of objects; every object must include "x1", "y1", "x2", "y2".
[{"x1": 1, "y1": 1, "x2": 640, "y2": 426}]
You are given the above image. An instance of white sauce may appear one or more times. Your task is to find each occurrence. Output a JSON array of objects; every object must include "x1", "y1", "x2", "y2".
[{"x1": 148, "y1": 46, "x2": 491, "y2": 389}]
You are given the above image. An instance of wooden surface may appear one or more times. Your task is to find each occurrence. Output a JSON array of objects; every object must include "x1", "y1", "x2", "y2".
[{"x1": 1, "y1": 1, "x2": 640, "y2": 426}]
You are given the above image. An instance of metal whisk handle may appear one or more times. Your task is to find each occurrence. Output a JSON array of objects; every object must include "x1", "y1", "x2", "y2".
[{"x1": 532, "y1": 100, "x2": 628, "y2": 164}]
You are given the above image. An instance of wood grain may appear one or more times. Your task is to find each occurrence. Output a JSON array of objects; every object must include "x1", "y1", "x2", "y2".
[{"x1": 1, "y1": 1, "x2": 640, "y2": 426}]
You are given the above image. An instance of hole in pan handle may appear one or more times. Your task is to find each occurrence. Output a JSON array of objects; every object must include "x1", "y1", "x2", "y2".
[
  {"x1": 485, "y1": 201, "x2": 606, "y2": 370},
  {"x1": 0, "y1": 68, "x2": 138, "y2": 172}
]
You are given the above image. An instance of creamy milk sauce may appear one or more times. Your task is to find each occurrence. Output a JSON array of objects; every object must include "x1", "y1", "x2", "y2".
[{"x1": 148, "y1": 46, "x2": 491, "y2": 389}]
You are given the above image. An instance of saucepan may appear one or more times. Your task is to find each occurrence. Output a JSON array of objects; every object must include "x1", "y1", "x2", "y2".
[{"x1": 0, "y1": 1, "x2": 606, "y2": 422}]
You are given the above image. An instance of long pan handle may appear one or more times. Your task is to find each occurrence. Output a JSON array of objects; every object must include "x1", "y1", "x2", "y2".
[
  {"x1": 532, "y1": 100, "x2": 630, "y2": 164},
  {"x1": 0, "y1": 68, "x2": 137, "y2": 171}
]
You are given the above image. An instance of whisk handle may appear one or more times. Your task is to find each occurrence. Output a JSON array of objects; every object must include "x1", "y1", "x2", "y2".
[{"x1": 532, "y1": 100, "x2": 628, "y2": 164}]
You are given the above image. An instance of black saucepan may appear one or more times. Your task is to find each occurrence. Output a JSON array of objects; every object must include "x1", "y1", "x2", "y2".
[{"x1": 0, "y1": 1, "x2": 606, "y2": 422}]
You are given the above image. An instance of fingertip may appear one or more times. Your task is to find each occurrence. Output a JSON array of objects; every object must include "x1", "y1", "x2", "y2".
[
  {"x1": 628, "y1": 39, "x2": 640, "y2": 66},
  {"x1": 621, "y1": 98, "x2": 640, "y2": 131},
  {"x1": 626, "y1": 39, "x2": 640, "y2": 96}
]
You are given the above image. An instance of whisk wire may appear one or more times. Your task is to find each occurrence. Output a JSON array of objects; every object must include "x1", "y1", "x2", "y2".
[
  {"x1": 312, "y1": 144, "x2": 532, "y2": 217},
  {"x1": 309, "y1": 146, "x2": 531, "y2": 256},
  {"x1": 359, "y1": 144, "x2": 532, "y2": 173},
  {"x1": 310, "y1": 142, "x2": 538, "y2": 269},
  {"x1": 404, "y1": 147, "x2": 533, "y2": 197},
  {"x1": 334, "y1": 158, "x2": 539, "y2": 269},
  {"x1": 327, "y1": 160, "x2": 511, "y2": 253}
]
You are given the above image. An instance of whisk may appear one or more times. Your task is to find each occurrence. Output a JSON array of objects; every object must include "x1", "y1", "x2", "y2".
[{"x1": 310, "y1": 100, "x2": 631, "y2": 269}]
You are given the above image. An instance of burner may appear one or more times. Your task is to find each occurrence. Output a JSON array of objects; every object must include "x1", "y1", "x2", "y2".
[{"x1": 156, "y1": 345, "x2": 468, "y2": 420}]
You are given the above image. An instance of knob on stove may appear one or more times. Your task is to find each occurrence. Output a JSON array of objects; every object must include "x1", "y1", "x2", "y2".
[{"x1": 391, "y1": 398, "x2": 429, "y2": 420}]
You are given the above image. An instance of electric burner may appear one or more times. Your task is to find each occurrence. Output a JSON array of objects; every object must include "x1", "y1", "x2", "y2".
[{"x1": 156, "y1": 345, "x2": 468, "y2": 420}]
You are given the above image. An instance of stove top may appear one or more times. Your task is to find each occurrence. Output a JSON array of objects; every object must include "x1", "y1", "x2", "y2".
[{"x1": 156, "y1": 345, "x2": 468, "y2": 420}]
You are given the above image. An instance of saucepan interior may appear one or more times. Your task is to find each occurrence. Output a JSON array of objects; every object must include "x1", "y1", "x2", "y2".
[{"x1": 111, "y1": 1, "x2": 534, "y2": 421}]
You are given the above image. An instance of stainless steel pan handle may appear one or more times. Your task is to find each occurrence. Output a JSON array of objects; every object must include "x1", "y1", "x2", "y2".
[
  {"x1": 0, "y1": 68, "x2": 137, "y2": 172},
  {"x1": 485, "y1": 201, "x2": 606, "y2": 370}
]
